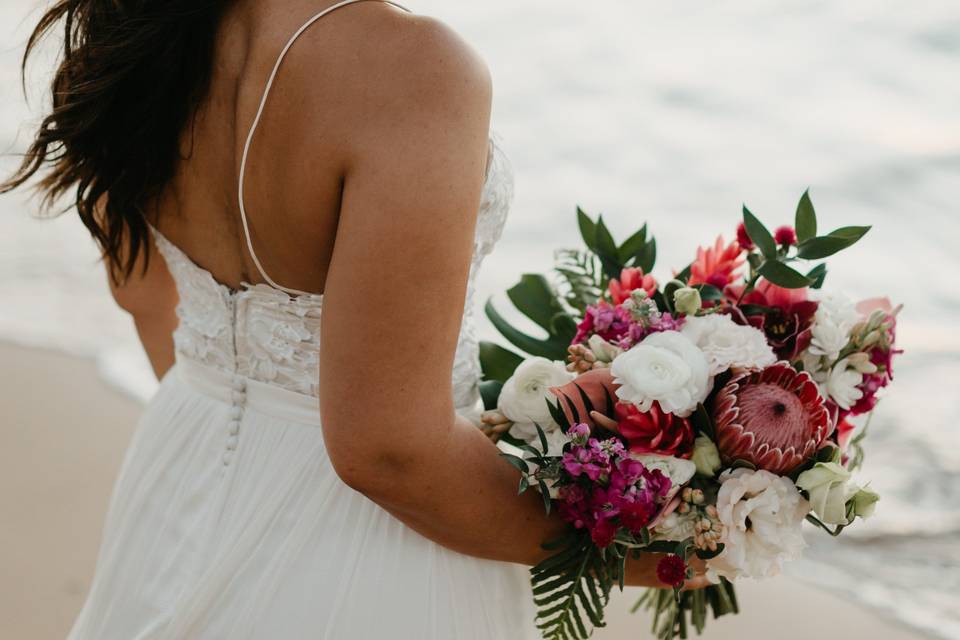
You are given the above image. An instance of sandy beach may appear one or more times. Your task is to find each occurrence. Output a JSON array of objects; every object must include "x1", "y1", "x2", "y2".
[{"x1": 0, "y1": 340, "x2": 931, "y2": 640}]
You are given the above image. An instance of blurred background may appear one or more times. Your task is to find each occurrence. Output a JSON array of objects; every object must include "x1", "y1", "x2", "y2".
[{"x1": 1, "y1": 0, "x2": 957, "y2": 638}]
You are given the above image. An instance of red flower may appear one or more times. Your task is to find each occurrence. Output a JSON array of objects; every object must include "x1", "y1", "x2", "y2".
[
  {"x1": 733, "y1": 280, "x2": 818, "y2": 362},
  {"x1": 620, "y1": 500, "x2": 658, "y2": 534},
  {"x1": 608, "y1": 267, "x2": 658, "y2": 304},
  {"x1": 774, "y1": 225, "x2": 798, "y2": 246},
  {"x1": 712, "y1": 362, "x2": 831, "y2": 475},
  {"x1": 590, "y1": 517, "x2": 617, "y2": 548},
  {"x1": 689, "y1": 236, "x2": 745, "y2": 289},
  {"x1": 736, "y1": 222, "x2": 754, "y2": 251},
  {"x1": 656, "y1": 554, "x2": 688, "y2": 588},
  {"x1": 614, "y1": 401, "x2": 695, "y2": 458}
]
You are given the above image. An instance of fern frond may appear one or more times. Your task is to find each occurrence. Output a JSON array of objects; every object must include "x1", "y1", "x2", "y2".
[{"x1": 553, "y1": 249, "x2": 603, "y2": 314}]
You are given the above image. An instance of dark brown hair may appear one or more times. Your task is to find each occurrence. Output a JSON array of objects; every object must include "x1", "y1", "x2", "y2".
[{"x1": 1, "y1": 0, "x2": 228, "y2": 283}]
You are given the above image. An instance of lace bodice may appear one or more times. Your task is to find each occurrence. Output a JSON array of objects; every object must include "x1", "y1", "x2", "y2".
[{"x1": 151, "y1": 130, "x2": 512, "y2": 422}]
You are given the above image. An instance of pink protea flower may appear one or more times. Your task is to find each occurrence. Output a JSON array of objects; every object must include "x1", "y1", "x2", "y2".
[
  {"x1": 608, "y1": 267, "x2": 658, "y2": 304},
  {"x1": 689, "y1": 236, "x2": 745, "y2": 289},
  {"x1": 712, "y1": 362, "x2": 831, "y2": 475}
]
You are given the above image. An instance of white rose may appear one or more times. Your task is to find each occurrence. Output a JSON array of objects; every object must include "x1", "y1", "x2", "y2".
[
  {"x1": 610, "y1": 330, "x2": 712, "y2": 418},
  {"x1": 497, "y1": 357, "x2": 574, "y2": 426},
  {"x1": 681, "y1": 314, "x2": 776, "y2": 376},
  {"x1": 824, "y1": 358, "x2": 864, "y2": 410},
  {"x1": 707, "y1": 468, "x2": 810, "y2": 581},
  {"x1": 796, "y1": 462, "x2": 856, "y2": 526},
  {"x1": 808, "y1": 293, "x2": 860, "y2": 361}
]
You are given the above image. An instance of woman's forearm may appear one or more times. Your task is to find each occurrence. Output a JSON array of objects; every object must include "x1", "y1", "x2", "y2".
[{"x1": 346, "y1": 413, "x2": 568, "y2": 566}]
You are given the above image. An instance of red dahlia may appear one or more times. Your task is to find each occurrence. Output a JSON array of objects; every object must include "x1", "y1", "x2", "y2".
[{"x1": 712, "y1": 362, "x2": 831, "y2": 475}]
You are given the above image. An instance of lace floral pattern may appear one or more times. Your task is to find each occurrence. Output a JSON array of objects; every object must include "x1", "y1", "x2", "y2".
[{"x1": 151, "y1": 132, "x2": 513, "y2": 417}]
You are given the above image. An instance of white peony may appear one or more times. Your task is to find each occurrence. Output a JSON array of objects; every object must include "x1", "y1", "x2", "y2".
[
  {"x1": 824, "y1": 357, "x2": 864, "y2": 410},
  {"x1": 706, "y1": 468, "x2": 810, "y2": 581},
  {"x1": 808, "y1": 292, "x2": 860, "y2": 362},
  {"x1": 497, "y1": 357, "x2": 575, "y2": 426},
  {"x1": 610, "y1": 331, "x2": 712, "y2": 418},
  {"x1": 681, "y1": 314, "x2": 776, "y2": 376}
]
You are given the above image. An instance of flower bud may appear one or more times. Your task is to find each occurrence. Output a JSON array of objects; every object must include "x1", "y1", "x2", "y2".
[
  {"x1": 692, "y1": 435, "x2": 722, "y2": 477},
  {"x1": 587, "y1": 334, "x2": 622, "y2": 363},
  {"x1": 848, "y1": 485, "x2": 879, "y2": 520},
  {"x1": 673, "y1": 287, "x2": 702, "y2": 316}
]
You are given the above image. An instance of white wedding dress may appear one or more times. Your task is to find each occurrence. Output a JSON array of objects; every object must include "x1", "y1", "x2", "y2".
[{"x1": 66, "y1": 1, "x2": 536, "y2": 638}]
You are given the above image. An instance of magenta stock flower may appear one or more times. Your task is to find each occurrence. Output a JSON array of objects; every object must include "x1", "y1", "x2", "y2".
[{"x1": 713, "y1": 362, "x2": 831, "y2": 475}]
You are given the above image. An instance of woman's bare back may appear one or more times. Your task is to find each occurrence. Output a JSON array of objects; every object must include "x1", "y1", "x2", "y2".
[{"x1": 148, "y1": 0, "x2": 446, "y2": 295}]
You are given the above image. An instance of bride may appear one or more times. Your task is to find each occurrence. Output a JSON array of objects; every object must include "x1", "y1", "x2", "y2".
[{"x1": 3, "y1": 0, "x2": 703, "y2": 637}]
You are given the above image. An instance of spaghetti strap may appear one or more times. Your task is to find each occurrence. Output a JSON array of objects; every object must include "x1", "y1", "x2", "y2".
[{"x1": 238, "y1": 0, "x2": 413, "y2": 296}]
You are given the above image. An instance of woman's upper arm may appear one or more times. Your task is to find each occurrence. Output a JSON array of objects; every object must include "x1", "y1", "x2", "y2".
[{"x1": 318, "y1": 19, "x2": 493, "y2": 486}]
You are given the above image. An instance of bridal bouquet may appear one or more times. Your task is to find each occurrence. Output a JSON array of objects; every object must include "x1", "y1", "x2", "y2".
[{"x1": 478, "y1": 192, "x2": 901, "y2": 640}]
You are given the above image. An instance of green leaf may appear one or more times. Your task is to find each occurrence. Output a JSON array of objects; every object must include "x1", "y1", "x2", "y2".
[
  {"x1": 795, "y1": 189, "x2": 817, "y2": 243},
  {"x1": 478, "y1": 341, "x2": 524, "y2": 383},
  {"x1": 500, "y1": 453, "x2": 529, "y2": 473},
  {"x1": 757, "y1": 260, "x2": 812, "y2": 289},
  {"x1": 617, "y1": 224, "x2": 647, "y2": 264},
  {"x1": 534, "y1": 422, "x2": 550, "y2": 455},
  {"x1": 636, "y1": 236, "x2": 657, "y2": 274},
  {"x1": 594, "y1": 216, "x2": 623, "y2": 281},
  {"x1": 806, "y1": 262, "x2": 828, "y2": 289},
  {"x1": 694, "y1": 283, "x2": 724, "y2": 301},
  {"x1": 485, "y1": 298, "x2": 569, "y2": 360},
  {"x1": 478, "y1": 379, "x2": 502, "y2": 410},
  {"x1": 797, "y1": 226, "x2": 871, "y2": 259},
  {"x1": 507, "y1": 274, "x2": 568, "y2": 333},
  {"x1": 742, "y1": 205, "x2": 777, "y2": 259},
  {"x1": 576, "y1": 207, "x2": 597, "y2": 251}
]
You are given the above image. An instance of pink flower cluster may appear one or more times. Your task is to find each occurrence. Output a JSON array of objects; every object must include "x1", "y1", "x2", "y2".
[
  {"x1": 572, "y1": 301, "x2": 683, "y2": 350},
  {"x1": 557, "y1": 424, "x2": 673, "y2": 548}
]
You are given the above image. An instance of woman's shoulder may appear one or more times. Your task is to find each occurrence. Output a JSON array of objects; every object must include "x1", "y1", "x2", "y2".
[{"x1": 289, "y1": 2, "x2": 492, "y2": 113}]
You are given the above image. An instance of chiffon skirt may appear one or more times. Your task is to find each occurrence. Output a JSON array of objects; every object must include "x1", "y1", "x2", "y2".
[{"x1": 67, "y1": 356, "x2": 537, "y2": 639}]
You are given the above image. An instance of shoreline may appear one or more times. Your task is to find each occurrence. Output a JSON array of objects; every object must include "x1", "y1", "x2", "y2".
[{"x1": 0, "y1": 340, "x2": 934, "y2": 639}]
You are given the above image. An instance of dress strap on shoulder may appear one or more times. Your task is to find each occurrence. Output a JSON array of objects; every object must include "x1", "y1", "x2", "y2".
[{"x1": 238, "y1": 0, "x2": 413, "y2": 296}]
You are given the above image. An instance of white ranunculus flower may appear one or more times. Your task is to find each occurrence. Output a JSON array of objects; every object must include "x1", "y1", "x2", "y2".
[
  {"x1": 653, "y1": 510, "x2": 699, "y2": 542},
  {"x1": 610, "y1": 331, "x2": 712, "y2": 418},
  {"x1": 796, "y1": 462, "x2": 856, "y2": 525},
  {"x1": 706, "y1": 468, "x2": 810, "y2": 581},
  {"x1": 629, "y1": 453, "x2": 697, "y2": 487},
  {"x1": 681, "y1": 314, "x2": 776, "y2": 376},
  {"x1": 825, "y1": 358, "x2": 864, "y2": 410},
  {"x1": 808, "y1": 293, "x2": 860, "y2": 361},
  {"x1": 497, "y1": 357, "x2": 575, "y2": 426}
]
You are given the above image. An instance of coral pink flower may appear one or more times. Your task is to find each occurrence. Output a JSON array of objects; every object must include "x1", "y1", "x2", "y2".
[
  {"x1": 689, "y1": 236, "x2": 745, "y2": 289},
  {"x1": 608, "y1": 267, "x2": 658, "y2": 304},
  {"x1": 774, "y1": 225, "x2": 798, "y2": 246},
  {"x1": 614, "y1": 401, "x2": 695, "y2": 458},
  {"x1": 736, "y1": 222, "x2": 754, "y2": 251},
  {"x1": 712, "y1": 362, "x2": 831, "y2": 475}
]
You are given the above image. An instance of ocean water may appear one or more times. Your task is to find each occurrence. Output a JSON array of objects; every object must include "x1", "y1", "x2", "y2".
[{"x1": 1, "y1": 0, "x2": 958, "y2": 637}]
